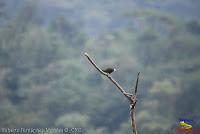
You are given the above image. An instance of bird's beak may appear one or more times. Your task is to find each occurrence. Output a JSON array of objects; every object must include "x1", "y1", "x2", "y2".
[{"x1": 114, "y1": 68, "x2": 116, "y2": 72}]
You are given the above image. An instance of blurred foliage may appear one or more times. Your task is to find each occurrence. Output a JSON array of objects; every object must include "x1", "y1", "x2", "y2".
[{"x1": 0, "y1": 0, "x2": 199, "y2": 134}]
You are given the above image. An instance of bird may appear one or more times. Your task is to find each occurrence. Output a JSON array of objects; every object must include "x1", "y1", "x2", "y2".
[
  {"x1": 179, "y1": 121, "x2": 192, "y2": 129},
  {"x1": 102, "y1": 67, "x2": 116, "y2": 74}
]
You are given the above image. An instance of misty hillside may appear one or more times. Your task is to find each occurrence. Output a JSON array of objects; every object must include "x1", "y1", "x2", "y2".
[
  {"x1": 2, "y1": 0, "x2": 198, "y2": 35},
  {"x1": 0, "y1": 0, "x2": 200, "y2": 134},
  {"x1": 38, "y1": 0, "x2": 200, "y2": 35}
]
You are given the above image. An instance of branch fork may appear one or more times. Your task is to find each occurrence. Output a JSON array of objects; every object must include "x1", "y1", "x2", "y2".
[{"x1": 84, "y1": 52, "x2": 140, "y2": 134}]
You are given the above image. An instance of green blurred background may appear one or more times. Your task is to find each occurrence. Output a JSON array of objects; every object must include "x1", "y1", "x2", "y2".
[{"x1": 0, "y1": 0, "x2": 199, "y2": 133}]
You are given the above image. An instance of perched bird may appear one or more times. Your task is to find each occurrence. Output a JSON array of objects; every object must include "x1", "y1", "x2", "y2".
[
  {"x1": 179, "y1": 121, "x2": 192, "y2": 129},
  {"x1": 102, "y1": 68, "x2": 116, "y2": 74}
]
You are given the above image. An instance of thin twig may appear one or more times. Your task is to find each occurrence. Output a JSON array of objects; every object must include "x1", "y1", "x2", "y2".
[
  {"x1": 84, "y1": 53, "x2": 107, "y2": 75},
  {"x1": 134, "y1": 72, "x2": 140, "y2": 95}
]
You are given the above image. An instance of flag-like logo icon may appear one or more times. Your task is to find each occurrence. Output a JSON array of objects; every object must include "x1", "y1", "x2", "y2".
[{"x1": 174, "y1": 118, "x2": 199, "y2": 133}]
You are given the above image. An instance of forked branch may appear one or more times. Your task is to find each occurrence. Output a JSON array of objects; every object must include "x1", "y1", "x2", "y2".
[{"x1": 84, "y1": 52, "x2": 140, "y2": 134}]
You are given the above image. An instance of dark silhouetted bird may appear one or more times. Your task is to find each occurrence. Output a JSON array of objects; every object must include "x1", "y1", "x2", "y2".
[{"x1": 102, "y1": 68, "x2": 116, "y2": 74}]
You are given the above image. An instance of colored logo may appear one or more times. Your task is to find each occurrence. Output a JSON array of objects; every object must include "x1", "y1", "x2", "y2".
[
  {"x1": 174, "y1": 118, "x2": 199, "y2": 133},
  {"x1": 179, "y1": 120, "x2": 192, "y2": 129}
]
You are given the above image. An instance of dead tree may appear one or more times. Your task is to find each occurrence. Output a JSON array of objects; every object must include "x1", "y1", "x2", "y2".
[{"x1": 84, "y1": 53, "x2": 140, "y2": 134}]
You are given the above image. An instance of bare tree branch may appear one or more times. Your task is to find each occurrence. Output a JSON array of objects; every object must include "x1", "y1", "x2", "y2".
[
  {"x1": 84, "y1": 52, "x2": 132, "y2": 100},
  {"x1": 84, "y1": 53, "x2": 107, "y2": 75},
  {"x1": 84, "y1": 52, "x2": 140, "y2": 134},
  {"x1": 134, "y1": 72, "x2": 140, "y2": 95}
]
